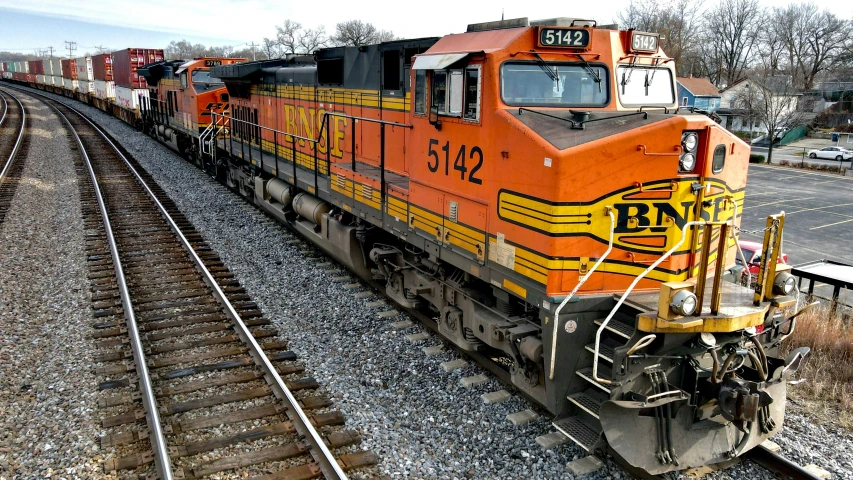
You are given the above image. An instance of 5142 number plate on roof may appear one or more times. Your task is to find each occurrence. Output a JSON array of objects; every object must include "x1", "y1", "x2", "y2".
[
  {"x1": 538, "y1": 27, "x2": 590, "y2": 49},
  {"x1": 205, "y1": 60, "x2": 223, "y2": 67}
]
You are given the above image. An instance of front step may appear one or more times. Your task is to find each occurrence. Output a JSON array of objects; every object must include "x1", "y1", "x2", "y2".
[
  {"x1": 552, "y1": 415, "x2": 602, "y2": 452},
  {"x1": 584, "y1": 343, "x2": 614, "y2": 363},
  {"x1": 576, "y1": 366, "x2": 611, "y2": 394},
  {"x1": 568, "y1": 389, "x2": 609, "y2": 419},
  {"x1": 594, "y1": 314, "x2": 635, "y2": 340}
]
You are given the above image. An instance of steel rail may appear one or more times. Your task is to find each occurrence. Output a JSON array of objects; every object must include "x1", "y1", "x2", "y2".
[
  {"x1": 0, "y1": 88, "x2": 26, "y2": 185},
  {"x1": 745, "y1": 444, "x2": 824, "y2": 480},
  {"x1": 0, "y1": 90, "x2": 8, "y2": 128},
  {"x1": 56, "y1": 97, "x2": 348, "y2": 479},
  {"x1": 44, "y1": 99, "x2": 175, "y2": 479}
]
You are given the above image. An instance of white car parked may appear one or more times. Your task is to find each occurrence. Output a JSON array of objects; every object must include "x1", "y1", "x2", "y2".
[{"x1": 807, "y1": 146, "x2": 853, "y2": 160}]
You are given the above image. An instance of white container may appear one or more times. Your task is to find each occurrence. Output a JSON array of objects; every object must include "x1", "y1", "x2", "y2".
[
  {"x1": 63, "y1": 78, "x2": 79, "y2": 91},
  {"x1": 115, "y1": 86, "x2": 149, "y2": 110},
  {"x1": 37, "y1": 74, "x2": 46, "y2": 84},
  {"x1": 93, "y1": 80, "x2": 115, "y2": 100},
  {"x1": 50, "y1": 58, "x2": 62, "y2": 77},
  {"x1": 22, "y1": 61, "x2": 29, "y2": 73},
  {"x1": 75, "y1": 56, "x2": 94, "y2": 81},
  {"x1": 76, "y1": 81, "x2": 94, "y2": 93},
  {"x1": 42, "y1": 59, "x2": 53, "y2": 76}
]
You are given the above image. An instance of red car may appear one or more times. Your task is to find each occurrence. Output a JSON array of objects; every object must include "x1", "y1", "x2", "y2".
[{"x1": 732, "y1": 240, "x2": 789, "y2": 284}]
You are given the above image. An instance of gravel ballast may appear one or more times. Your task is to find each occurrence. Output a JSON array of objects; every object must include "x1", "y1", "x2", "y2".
[
  {"x1": 0, "y1": 89, "x2": 104, "y2": 478},
  {"x1": 17, "y1": 85, "x2": 853, "y2": 480}
]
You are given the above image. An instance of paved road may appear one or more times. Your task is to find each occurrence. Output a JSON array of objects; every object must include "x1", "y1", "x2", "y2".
[
  {"x1": 751, "y1": 146, "x2": 853, "y2": 170},
  {"x1": 741, "y1": 164, "x2": 853, "y2": 305}
]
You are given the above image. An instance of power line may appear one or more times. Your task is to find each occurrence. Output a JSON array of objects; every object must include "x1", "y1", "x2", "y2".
[{"x1": 64, "y1": 40, "x2": 77, "y2": 59}]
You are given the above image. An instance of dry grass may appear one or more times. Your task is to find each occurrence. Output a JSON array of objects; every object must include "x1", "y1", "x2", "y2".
[{"x1": 781, "y1": 304, "x2": 853, "y2": 429}]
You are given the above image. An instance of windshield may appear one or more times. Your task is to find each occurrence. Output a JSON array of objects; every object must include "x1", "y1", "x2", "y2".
[
  {"x1": 192, "y1": 69, "x2": 223, "y2": 93},
  {"x1": 501, "y1": 62, "x2": 608, "y2": 107},
  {"x1": 616, "y1": 66, "x2": 674, "y2": 106}
]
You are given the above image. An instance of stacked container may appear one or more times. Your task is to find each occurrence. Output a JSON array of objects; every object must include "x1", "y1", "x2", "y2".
[
  {"x1": 29, "y1": 60, "x2": 45, "y2": 84},
  {"x1": 41, "y1": 59, "x2": 53, "y2": 85},
  {"x1": 113, "y1": 48, "x2": 163, "y2": 110},
  {"x1": 75, "y1": 56, "x2": 94, "y2": 93},
  {"x1": 50, "y1": 58, "x2": 63, "y2": 87},
  {"x1": 61, "y1": 58, "x2": 78, "y2": 91},
  {"x1": 92, "y1": 53, "x2": 115, "y2": 100}
]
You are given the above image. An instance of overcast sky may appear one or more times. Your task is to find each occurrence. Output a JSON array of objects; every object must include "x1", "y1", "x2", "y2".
[{"x1": 1, "y1": 0, "x2": 850, "y2": 55}]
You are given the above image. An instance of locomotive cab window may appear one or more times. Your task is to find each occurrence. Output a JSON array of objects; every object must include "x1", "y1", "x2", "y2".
[
  {"x1": 180, "y1": 72, "x2": 188, "y2": 89},
  {"x1": 464, "y1": 67, "x2": 480, "y2": 121},
  {"x1": 414, "y1": 70, "x2": 426, "y2": 115},
  {"x1": 500, "y1": 62, "x2": 608, "y2": 107},
  {"x1": 429, "y1": 67, "x2": 480, "y2": 120},
  {"x1": 616, "y1": 65, "x2": 675, "y2": 106},
  {"x1": 713, "y1": 144, "x2": 726, "y2": 173}
]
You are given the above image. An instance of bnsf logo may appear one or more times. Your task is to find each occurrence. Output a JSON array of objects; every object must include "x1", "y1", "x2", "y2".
[
  {"x1": 498, "y1": 180, "x2": 742, "y2": 253},
  {"x1": 613, "y1": 195, "x2": 733, "y2": 234}
]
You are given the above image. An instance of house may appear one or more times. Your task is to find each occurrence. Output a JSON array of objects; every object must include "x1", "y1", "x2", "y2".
[
  {"x1": 717, "y1": 76, "x2": 801, "y2": 136},
  {"x1": 676, "y1": 76, "x2": 721, "y2": 112}
]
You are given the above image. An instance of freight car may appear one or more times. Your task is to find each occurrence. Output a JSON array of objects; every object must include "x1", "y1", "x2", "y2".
[{"x1": 0, "y1": 17, "x2": 811, "y2": 476}]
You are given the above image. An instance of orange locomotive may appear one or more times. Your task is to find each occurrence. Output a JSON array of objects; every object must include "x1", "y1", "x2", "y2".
[
  {"x1": 198, "y1": 18, "x2": 807, "y2": 475},
  {"x1": 138, "y1": 57, "x2": 245, "y2": 161}
]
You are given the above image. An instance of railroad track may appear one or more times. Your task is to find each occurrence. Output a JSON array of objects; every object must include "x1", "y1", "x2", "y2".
[
  {"x1": 0, "y1": 87, "x2": 29, "y2": 225},
  {"x1": 25, "y1": 89, "x2": 378, "y2": 479},
  {"x1": 10, "y1": 83, "x2": 825, "y2": 480}
]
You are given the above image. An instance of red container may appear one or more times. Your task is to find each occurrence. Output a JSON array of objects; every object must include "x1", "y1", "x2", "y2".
[
  {"x1": 28, "y1": 60, "x2": 45, "y2": 75},
  {"x1": 92, "y1": 53, "x2": 114, "y2": 81},
  {"x1": 61, "y1": 58, "x2": 78, "y2": 79},
  {"x1": 111, "y1": 48, "x2": 164, "y2": 88}
]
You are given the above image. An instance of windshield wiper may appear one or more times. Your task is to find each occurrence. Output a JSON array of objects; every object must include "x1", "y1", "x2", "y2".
[
  {"x1": 644, "y1": 58, "x2": 663, "y2": 96},
  {"x1": 575, "y1": 54, "x2": 602, "y2": 93},
  {"x1": 531, "y1": 52, "x2": 558, "y2": 82}
]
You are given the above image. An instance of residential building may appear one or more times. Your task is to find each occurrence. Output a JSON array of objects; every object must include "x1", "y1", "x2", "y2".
[
  {"x1": 676, "y1": 76, "x2": 721, "y2": 112},
  {"x1": 717, "y1": 76, "x2": 801, "y2": 136}
]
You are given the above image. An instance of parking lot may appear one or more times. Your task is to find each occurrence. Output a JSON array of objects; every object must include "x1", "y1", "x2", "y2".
[{"x1": 741, "y1": 164, "x2": 853, "y2": 305}]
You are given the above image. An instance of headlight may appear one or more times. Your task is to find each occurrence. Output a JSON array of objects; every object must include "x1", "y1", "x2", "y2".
[
  {"x1": 680, "y1": 152, "x2": 696, "y2": 172},
  {"x1": 670, "y1": 290, "x2": 698, "y2": 316},
  {"x1": 682, "y1": 132, "x2": 698, "y2": 152},
  {"x1": 773, "y1": 272, "x2": 796, "y2": 295}
]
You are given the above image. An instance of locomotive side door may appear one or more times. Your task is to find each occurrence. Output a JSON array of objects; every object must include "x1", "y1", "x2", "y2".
[{"x1": 408, "y1": 57, "x2": 489, "y2": 266}]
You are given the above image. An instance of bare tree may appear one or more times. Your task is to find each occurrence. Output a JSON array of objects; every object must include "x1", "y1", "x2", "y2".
[
  {"x1": 733, "y1": 76, "x2": 803, "y2": 163},
  {"x1": 698, "y1": 0, "x2": 762, "y2": 86},
  {"x1": 331, "y1": 20, "x2": 395, "y2": 46},
  {"x1": 262, "y1": 37, "x2": 283, "y2": 59},
  {"x1": 298, "y1": 26, "x2": 329, "y2": 54},
  {"x1": 276, "y1": 20, "x2": 303, "y2": 54},
  {"x1": 617, "y1": 0, "x2": 701, "y2": 75},
  {"x1": 787, "y1": 6, "x2": 848, "y2": 90}
]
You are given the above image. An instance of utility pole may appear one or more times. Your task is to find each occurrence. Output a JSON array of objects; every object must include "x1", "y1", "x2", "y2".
[
  {"x1": 247, "y1": 41, "x2": 258, "y2": 61},
  {"x1": 94, "y1": 45, "x2": 107, "y2": 54},
  {"x1": 47, "y1": 46, "x2": 55, "y2": 58},
  {"x1": 64, "y1": 41, "x2": 77, "y2": 59}
]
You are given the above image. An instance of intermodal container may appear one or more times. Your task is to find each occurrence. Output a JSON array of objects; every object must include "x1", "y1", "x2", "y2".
[
  {"x1": 63, "y1": 78, "x2": 79, "y2": 91},
  {"x1": 28, "y1": 60, "x2": 44, "y2": 75},
  {"x1": 112, "y1": 48, "x2": 163, "y2": 88},
  {"x1": 61, "y1": 58, "x2": 78, "y2": 79},
  {"x1": 42, "y1": 59, "x2": 53, "y2": 76},
  {"x1": 0, "y1": 62, "x2": 5, "y2": 72},
  {"x1": 115, "y1": 85, "x2": 149, "y2": 110},
  {"x1": 92, "y1": 53, "x2": 113, "y2": 81},
  {"x1": 93, "y1": 79, "x2": 116, "y2": 100},
  {"x1": 75, "y1": 56, "x2": 94, "y2": 81},
  {"x1": 50, "y1": 76, "x2": 62, "y2": 87},
  {"x1": 50, "y1": 58, "x2": 62, "y2": 77},
  {"x1": 36, "y1": 74, "x2": 47, "y2": 84}
]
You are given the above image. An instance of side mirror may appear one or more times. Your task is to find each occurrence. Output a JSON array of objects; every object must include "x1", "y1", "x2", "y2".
[{"x1": 429, "y1": 105, "x2": 442, "y2": 130}]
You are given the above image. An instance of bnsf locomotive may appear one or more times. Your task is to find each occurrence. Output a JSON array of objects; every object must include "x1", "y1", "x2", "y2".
[{"x1": 4, "y1": 16, "x2": 810, "y2": 475}]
